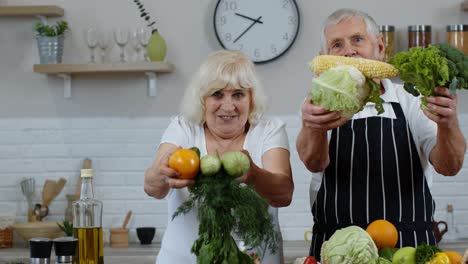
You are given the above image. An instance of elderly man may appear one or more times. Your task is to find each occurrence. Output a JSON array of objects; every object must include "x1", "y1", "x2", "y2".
[{"x1": 296, "y1": 8, "x2": 466, "y2": 260}]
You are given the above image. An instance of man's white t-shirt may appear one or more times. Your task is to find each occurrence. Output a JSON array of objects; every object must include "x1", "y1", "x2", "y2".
[{"x1": 156, "y1": 116, "x2": 289, "y2": 264}]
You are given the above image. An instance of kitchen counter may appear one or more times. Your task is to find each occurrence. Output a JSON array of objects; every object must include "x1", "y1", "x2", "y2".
[{"x1": 0, "y1": 240, "x2": 466, "y2": 264}]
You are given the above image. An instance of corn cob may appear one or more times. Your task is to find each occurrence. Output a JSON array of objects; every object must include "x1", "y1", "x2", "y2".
[{"x1": 309, "y1": 55, "x2": 399, "y2": 79}]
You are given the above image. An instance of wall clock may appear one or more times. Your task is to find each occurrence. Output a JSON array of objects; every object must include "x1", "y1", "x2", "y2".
[{"x1": 213, "y1": 0, "x2": 300, "y2": 64}]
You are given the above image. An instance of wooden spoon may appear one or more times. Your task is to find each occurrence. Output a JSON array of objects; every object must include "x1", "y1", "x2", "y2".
[{"x1": 122, "y1": 211, "x2": 132, "y2": 229}]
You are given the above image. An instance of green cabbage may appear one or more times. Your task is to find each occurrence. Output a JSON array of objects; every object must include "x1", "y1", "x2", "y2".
[
  {"x1": 311, "y1": 66, "x2": 369, "y2": 118},
  {"x1": 320, "y1": 226, "x2": 379, "y2": 264}
]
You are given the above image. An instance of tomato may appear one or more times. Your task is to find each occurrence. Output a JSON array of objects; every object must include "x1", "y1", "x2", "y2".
[
  {"x1": 304, "y1": 256, "x2": 317, "y2": 264},
  {"x1": 168, "y1": 148, "x2": 200, "y2": 179}
]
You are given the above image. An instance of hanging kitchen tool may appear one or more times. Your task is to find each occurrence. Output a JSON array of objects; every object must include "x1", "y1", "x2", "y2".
[
  {"x1": 20, "y1": 178, "x2": 36, "y2": 222},
  {"x1": 34, "y1": 178, "x2": 67, "y2": 221}
]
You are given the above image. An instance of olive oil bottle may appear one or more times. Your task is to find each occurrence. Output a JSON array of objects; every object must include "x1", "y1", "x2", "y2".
[{"x1": 73, "y1": 169, "x2": 104, "y2": 264}]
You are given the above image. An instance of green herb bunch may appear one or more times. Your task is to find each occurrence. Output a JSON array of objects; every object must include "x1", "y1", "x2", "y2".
[
  {"x1": 57, "y1": 219, "x2": 73, "y2": 236},
  {"x1": 34, "y1": 20, "x2": 68, "y2": 37},
  {"x1": 132, "y1": 0, "x2": 157, "y2": 33},
  {"x1": 173, "y1": 152, "x2": 278, "y2": 264}
]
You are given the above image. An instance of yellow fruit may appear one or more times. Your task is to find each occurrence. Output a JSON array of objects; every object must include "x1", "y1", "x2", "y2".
[
  {"x1": 445, "y1": 251, "x2": 463, "y2": 264},
  {"x1": 430, "y1": 252, "x2": 451, "y2": 264},
  {"x1": 366, "y1": 219, "x2": 398, "y2": 250}
]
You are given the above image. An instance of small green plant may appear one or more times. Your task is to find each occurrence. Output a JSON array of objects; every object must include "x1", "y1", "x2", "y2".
[
  {"x1": 132, "y1": 0, "x2": 157, "y2": 33},
  {"x1": 57, "y1": 220, "x2": 73, "y2": 236},
  {"x1": 34, "y1": 20, "x2": 69, "y2": 37}
]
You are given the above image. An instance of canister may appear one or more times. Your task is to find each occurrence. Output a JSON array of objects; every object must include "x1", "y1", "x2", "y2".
[
  {"x1": 408, "y1": 25, "x2": 432, "y2": 49},
  {"x1": 29, "y1": 237, "x2": 53, "y2": 264},
  {"x1": 379, "y1": 25, "x2": 395, "y2": 62},
  {"x1": 447, "y1": 24, "x2": 468, "y2": 55}
]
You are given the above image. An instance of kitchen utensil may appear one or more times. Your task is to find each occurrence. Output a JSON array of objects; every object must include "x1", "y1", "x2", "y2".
[
  {"x1": 110, "y1": 210, "x2": 132, "y2": 248},
  {"x1": 136, "y1": 227, "x2": 155, "y2": 245},
  {"x1": 122, "y1": 210, "x2": 132, "y2": 229},
  {"x1": 76, "y1": 158, "x2": 92, "y2": 198},
  {"x1": 11, "y1": 221, "x2": 64, "y2": 242},
  {"x1": 34, "y1": 177, "x2": 67, "y2": 221},
  {"x1": 20, "y1": 178, "x2": 36, "y2": 222}
]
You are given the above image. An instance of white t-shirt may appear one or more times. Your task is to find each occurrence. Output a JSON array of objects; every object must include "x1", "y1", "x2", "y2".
[
  {"x1": 309, "y1": 78, "x2": 438, "y2": 199},
  {"x1": 156, "y1": 116, "x2": 289, "y2": 264}
]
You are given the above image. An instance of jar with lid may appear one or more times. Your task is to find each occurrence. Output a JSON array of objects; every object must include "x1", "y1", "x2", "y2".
[
  {"x1": 379, "y1": 25, "x2": 395, "y2": 62},
  {"x1": 408, "y1": 25, "x2": 431, "y2": 49},
  {"x1": 447, "y1": 24, "x2": 468, "y2": 55}
]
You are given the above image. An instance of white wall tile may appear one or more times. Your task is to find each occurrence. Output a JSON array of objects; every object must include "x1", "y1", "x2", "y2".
[{"x1": 1, "y1": 115, "x2": 467, "y2": 243}]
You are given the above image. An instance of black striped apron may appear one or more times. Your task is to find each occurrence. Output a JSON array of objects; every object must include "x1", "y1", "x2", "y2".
[{"x1": 310, "y1": 103, "x2": 436, "y2": 261}]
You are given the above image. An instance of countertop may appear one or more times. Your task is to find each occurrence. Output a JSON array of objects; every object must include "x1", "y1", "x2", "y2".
[{"x1": 0, "y1": 240, "x2": 467, "y2": 264}]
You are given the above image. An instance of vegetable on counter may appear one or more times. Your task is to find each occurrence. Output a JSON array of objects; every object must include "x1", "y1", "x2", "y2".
[
  {"x1": 366, "y1": 219, "x2": 398, "y2": 250},
  {"x1": 389, "y1": 43, "x2": 468, "y2": 109},
  {"x1": 320, "y1": 225, "x2": 380, "y2": 264},
  {"x1": 303, "y1": 256, "x2": 318, "y2": 264},
  {"x1": 392, "y1": 247, "x2": 416, "y2": 264},
  {"x1": 415, "y1": 243, "x2": 441, "y2": 264},
  {"x1": 173, "y1": 150, "x2": 278, "y2": 264}
]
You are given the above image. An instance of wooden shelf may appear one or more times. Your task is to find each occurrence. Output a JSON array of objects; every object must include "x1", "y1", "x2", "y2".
[
  {"x1": 33, "y1": 62, "x2": 174, "y2": 74},
  {"x1": 0, "y1": 5, "x2": 64, "y2": 17},
  {"x1": 33, "y1": 62, "x2": 175, "y2": 98},
  {"x1": 462, "y1": 0, "x2": 468, "y2": 11}
]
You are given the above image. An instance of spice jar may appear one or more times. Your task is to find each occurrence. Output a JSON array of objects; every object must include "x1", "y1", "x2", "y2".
[
  {"x1": 379, "y1": 25, "x2": 395, "y2": 62},
  {"x1": 447, "y1": 24, "x2": 468, "y2": 55},
  {"x1": 408, "y1": 25, "x2": 431, "y2": 49}
]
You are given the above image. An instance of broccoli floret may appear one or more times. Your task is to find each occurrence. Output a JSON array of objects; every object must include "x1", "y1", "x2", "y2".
[{"x1": 433, "y1": 43, "x2": 468, "y2": 89}]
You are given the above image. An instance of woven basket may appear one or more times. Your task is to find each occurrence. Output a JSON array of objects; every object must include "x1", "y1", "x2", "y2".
[{"x1": 0, "y1": 228, "x2": 13, "y2": 248}]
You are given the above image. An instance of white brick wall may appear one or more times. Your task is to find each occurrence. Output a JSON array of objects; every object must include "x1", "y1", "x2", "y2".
[{"x1": 0, "y1": 115, "x2": 467, "y2": 244}]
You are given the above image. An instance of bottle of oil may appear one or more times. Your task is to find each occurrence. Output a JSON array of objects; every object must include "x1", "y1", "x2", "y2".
[{"x1": 72, "y1": 169, "x2": 104, "y2": 264}]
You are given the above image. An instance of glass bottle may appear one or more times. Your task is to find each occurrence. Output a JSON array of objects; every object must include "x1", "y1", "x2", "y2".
[
  {"x1": 72, "y1": 169, "x2": 104, "y2": 264},
  {"x1": 447, "y1": 24, "x2": 468, "y2": 55},
  {"x1": 408, "y1": 25, "x2": 432, "y2": 49},
  {"x1": 379, "y1": 25, "x2": 395, "y2": 62},
  {"x1": 444, "y1": 203, "x2": 459, "y2": 242}
]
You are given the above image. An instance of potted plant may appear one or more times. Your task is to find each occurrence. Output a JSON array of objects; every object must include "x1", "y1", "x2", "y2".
[
  {"x1": 34, "y1": 20, "x2": 69, "y2": 64},
  {"x1": 132, "y1": 0, "x2": 167, "y2": 61}
]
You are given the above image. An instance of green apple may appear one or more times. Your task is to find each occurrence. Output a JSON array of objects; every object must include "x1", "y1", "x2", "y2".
[{"x1": 392, "y1": 247, "x2": 416, "y2": 264}]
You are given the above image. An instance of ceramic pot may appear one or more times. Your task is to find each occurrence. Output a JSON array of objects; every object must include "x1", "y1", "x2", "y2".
[
  {"x1": 136, "y1": 227, "x2": 155, "y2": 245},
  {"x1": 146, "y1": 31, "x2": 167, "y2": 62}
]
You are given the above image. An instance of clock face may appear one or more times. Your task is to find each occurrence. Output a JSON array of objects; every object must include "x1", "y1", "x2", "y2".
[{"x1": 213, "y1": 0, "x2": 300, "y2": 63}]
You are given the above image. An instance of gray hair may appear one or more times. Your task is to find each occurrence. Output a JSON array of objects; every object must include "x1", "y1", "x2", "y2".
[
  {"x1": 320, "y1": 8, "x2": 380, "y2": 53},
  {"x1": 180, "y1": 50, "x2": 268, "y2": 125}
]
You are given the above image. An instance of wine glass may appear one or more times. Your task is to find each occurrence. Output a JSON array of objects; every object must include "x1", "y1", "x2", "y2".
[
  {"x1": 137, "y1": 27, "x2": 152, "y2": 62},
  {"x1": 130, "y1": 31, "x2": 142, "y2": 62},
  {"x1": 113, "y1": 27, "x2": 129, "y2": 62},
  {"x1": 98, "y1": 30, "x2": 110, "y2": 63},
  {"x1": 84, "y1": 25, "x2": 98, "y2": 63}
]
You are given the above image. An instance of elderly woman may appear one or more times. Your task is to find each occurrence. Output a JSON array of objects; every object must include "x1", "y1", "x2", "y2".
[{"x1": 144, "y1": 50, "x2": 294, "y2": 264}]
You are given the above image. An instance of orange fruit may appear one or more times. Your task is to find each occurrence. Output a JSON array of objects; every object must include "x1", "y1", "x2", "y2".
[
  {"x1": 445, "y1": 251, "x2": 462, "y2": 264},
  {"x1": 168, "y1": 148, "x2": 200, "y2": 179},
  {"x1": 366, "y1": 219, "x2": 398, "y2": 250}
]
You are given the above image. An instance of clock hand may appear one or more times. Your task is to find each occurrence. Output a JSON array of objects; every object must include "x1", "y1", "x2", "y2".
[
  {"x1": 234, "y1": 12, "x2": 264, "y2": 24},
  {"x1": 233, "y1": 16, "x2": 262, "y2": 43}
]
